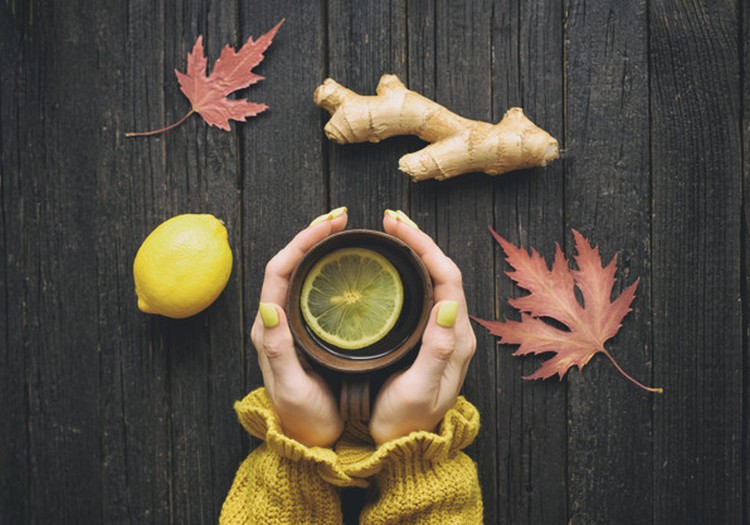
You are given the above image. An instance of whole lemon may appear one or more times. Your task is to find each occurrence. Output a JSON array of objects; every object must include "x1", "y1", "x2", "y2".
[{"x1": 133, "y1": 214, "x2": 233, "y2": 319}]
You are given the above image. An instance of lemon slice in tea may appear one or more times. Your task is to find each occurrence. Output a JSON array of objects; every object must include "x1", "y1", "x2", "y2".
[{"x1": 300, "y1": 247, "x2": 404, "y2": 350}]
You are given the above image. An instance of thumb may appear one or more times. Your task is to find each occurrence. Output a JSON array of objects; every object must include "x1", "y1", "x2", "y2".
[
  {"x1": 410, "y1": 300, "x2": 459, "y2": 381},
  {"x1": 257, "y1": 302, "x2": 306, "y2": 385}
]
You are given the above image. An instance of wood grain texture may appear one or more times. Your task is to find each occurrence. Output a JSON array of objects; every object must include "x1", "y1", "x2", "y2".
[
  {"x1": 744, "y1": 0, "x2": 750, "y2": 521},
  {"x1": 404, "y1": 0, "x2": 440, "y2": 247},
  {"x1": 491, "y1": 0, "x2": 567, "y2": 523},
  {"x1": 326, "y1": 0, "x2": 409, "y2": 230},
  {"x1": 100, "y1": 1, "x2": 173, "y2": 522},
  {"x1": 564, "y1": 1, "x2": 654, "y2": 524},
  {"x1": 650, "y1": 1, "x2": 743, "y2": 523},
  {"x1": 13, "y1": 2, "x2": 109, "y2": 522},
  {"x1": 0, "y1": 3, "x2": 29, "y2": 523},
  {"x1": 240, "y1": 0, "x2": 326, "y2": 392},
  {"x1": 160, "y1": 2, "x2": 246, "y2": 522},
  {"x1": 429, "y1": 2, "x2": 498, "y2": 523},
  {"x1": 118, "y1": 1, "x2": 174, "y2": 522}
]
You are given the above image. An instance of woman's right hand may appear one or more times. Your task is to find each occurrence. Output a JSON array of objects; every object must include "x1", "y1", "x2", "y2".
[{"x1": 369, "y1": 210, "x2": 477, "y2": 445}]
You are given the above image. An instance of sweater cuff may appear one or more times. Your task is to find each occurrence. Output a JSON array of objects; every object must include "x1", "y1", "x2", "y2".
[
  {"x1": 339, "y1": 397, "x2": 483, "y2": 524},
  {"x1": 234, "y1": 387, "x2": 363, "y2": 488},
  {"x1": 337, "y1": 396, "x2": 480, "y2": 479}
]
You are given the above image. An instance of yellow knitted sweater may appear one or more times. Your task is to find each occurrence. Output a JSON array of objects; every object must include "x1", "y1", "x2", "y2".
[{"x1": 219, "y1": 388, "x2": 483, "y2": 524}]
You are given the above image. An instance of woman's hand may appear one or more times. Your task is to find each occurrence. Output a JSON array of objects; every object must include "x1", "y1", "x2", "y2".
[
  {"x1": 369, "y1": 210, "x2": 477, "y2": 445},
  {"x1": 250, "y1": 207, "x2": 348, "y2": 447}
]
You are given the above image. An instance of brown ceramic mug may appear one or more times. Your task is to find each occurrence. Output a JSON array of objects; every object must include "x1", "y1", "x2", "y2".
[{"x1": 286, "y1": 229, "x2": 433, "y2": 421}]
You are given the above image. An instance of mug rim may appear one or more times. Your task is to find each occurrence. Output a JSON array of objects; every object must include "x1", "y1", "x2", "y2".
[{"x1": 286, "y1": 229, "x2": 433, "y2": 374}]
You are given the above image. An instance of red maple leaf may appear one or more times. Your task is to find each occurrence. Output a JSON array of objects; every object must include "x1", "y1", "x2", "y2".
[
  {"x1": 127, "y1": 19, "x2": 284, "y2": 137},
  {"x1": 472, "y1": 228, "x2": 662, "y2": 393}
]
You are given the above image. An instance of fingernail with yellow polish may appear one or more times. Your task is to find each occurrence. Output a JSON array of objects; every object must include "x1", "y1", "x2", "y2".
[
  {"x1": 436, "y1": 301, "x2": 458, "y2": 328},
  {"x1": 309, "y1": 206, "x2": 348, "y2": 227},
  {"x1": 384, "y1": 209, "x2": 398, "y2": 220},
  {"x1": 308, "y1": 213, "x2": 329, "y2": 227},
  {"x1": 396, "y1": 210, "x2": 420, "y2": 230},
  {"x1": 259, "y1": 302, "x2": 279, "y2": 328},
  {"x1": 330, "y1": 206, "x2": 347, "y2": 218}
]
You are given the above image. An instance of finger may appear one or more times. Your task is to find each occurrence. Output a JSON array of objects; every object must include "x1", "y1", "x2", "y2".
[
  {"x1": 407, "y1": 300, "x2": 459, "y2": 386},
  {"x1": 255, "y1": 303, "x2": 307, "y2": 388},
  {"x1": 382, "y1": 210, "x2": 465, "y2": 303},
  {"x1": 251, "y1": 316, "x2": 275, "y2": 387},
  {"x1": 260, "y1": 208, "x2": 348, "y2": 305},
  {"x1": 441, "y1": 334, "x2": 475, "y2": 399}
]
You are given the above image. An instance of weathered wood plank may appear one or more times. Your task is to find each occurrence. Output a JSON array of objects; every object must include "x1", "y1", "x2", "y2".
[
  {"x1": 7, "y1": 1, "x2": 109, "y2": 522},
  {"x1": 239, "y1": 0, "x2": 326, "y2": 392},
  {"x1": 405, "y1": 0, "x2": 440, "y2": 246},
  {"x1": 427, "y1": 1, "x2": 497, "y2": 522},
  {"x1": 115, "y1": 0, "x2": 175, "y2": 522},
  {"x1": 200, "y1": 147, "x2": 246, "y2": 522},
  {"x1": 157, "y1": 2, "x2": 247, "y2": 522},
  {"x1": 650, "y1": 1, "x2": 743, "y2": 523},
  {"x1": 563, "y1": 1, "x2": 655, "y2": 524},
  {"x1": 0, "y1": 3, "x2": 30, "y2": 523},
  {"x1": 491, "y1": 0, "x2": 567, "y2": 523},
  {"x1": 96, "y1": 1, "x2": 174, "y2": 523},
  {"x1": 744, "y1": 0, "x2": 750, "y2": 520},
  {"x1": 327, "y1": 0, "x2": 408, "y2": 230}
]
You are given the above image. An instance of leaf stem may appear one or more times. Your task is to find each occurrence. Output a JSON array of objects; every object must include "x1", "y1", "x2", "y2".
[
  {"x1": 602, "y1": 349, "x2": 663, "y2": 393},
  {"x1": 125, "y1": 110, "x2": 195, "y2": 137}
]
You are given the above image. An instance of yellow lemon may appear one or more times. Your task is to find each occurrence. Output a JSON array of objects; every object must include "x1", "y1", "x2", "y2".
[
  {"x1": 300, "y1": 247, "x2": 404, "y2": 349},
  {"x1": 133, "y1": 214, "x2": 232, "y2": 319}
]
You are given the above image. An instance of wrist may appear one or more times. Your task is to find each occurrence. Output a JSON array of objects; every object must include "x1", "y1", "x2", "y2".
[
  {"x1": 339, "y1": 396, "x2": 481, "y2": 481},
  {"x1": 281, "y1": 416, "x2": 344, "y2": 448},
  {"x1": 369, "y1": 417, "x2": 440, "y2": 446}
]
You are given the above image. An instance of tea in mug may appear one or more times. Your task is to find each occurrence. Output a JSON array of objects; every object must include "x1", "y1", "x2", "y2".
[{"x1": 299, "y1": 247, "x2": 404, "y2": 350}]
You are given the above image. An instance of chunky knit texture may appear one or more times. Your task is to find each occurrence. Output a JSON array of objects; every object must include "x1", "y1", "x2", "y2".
[
  {"x1": 219, "y1": 388, "x2": 358, "y2": 525},
  {"x1": 219, "y1": 388, "x2": 482, "y2": 524},
  {"x1": 340, "y1": 397, "x2": 483, "y2": 524}
]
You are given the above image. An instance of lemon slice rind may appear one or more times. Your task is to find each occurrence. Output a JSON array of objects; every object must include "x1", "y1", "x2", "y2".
[{"x1": 300, "y1": 247, "x2": 404, "y2": 350}]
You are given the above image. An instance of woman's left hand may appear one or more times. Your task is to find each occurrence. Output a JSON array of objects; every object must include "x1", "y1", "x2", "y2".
[{"x1": 250, "y1": 208, "x2": 348, "y2": 447}]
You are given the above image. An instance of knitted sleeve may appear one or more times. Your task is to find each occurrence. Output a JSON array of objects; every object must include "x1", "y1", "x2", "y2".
[
  {"x1": 338, "y1": 397, "x2": 483, "y2": 524},
  {"x1": 219, "y1": 388, "x2": 364, "y2": 525}
]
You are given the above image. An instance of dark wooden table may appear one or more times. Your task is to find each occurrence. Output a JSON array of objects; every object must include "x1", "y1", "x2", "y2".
[{"x1": 1, "y1": 1, "x2": 745, "y2": 524}]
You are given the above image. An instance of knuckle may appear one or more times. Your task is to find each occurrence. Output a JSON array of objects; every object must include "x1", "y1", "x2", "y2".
[
  {"x1": 262, "y1": 340, "x2": 285, "y2": 359},
  {"x1": 430, "y1": 340, "x2": 455, "y2": 361},
  {"x1": 250, "y1": 322, "x2": 263, "y2": 346},
  {"x1": 458, "y1": 330, "x2": 477, "y2": 360},
  {"x1": 465, "y1": 341, "x2": 477, "y2": 360},
  {"x1": 264, "y1": 254, "x2": 285, "y2": 279},
  {"x1": 467, "y1": 331, "x2": 477, "y2": 355},
  {"x1": 265, "y1": 251, "x2": 289, "y2": 278},
  {"x1": 445, "y1": 260, "x2": 463, "y2": 285}
]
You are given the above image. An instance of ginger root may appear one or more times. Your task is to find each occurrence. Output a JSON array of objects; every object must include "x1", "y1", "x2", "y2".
[{"x1": 313, "y1": 74, "x2": 559, "y2": 182}]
